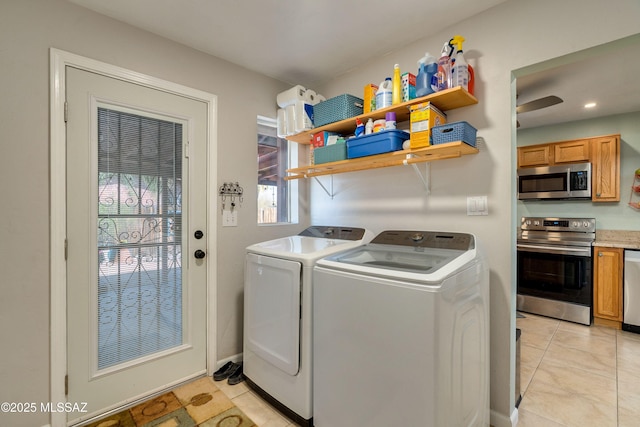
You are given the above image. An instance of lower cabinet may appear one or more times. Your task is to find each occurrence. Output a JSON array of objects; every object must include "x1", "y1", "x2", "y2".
[{"x1": 593, "y1": 246, "x2": 624, "y2": 326}]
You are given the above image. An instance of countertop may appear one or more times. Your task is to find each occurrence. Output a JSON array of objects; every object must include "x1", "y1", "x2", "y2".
[{"x1": 594, "y1": 230, "x2": 640, "y2": 250}]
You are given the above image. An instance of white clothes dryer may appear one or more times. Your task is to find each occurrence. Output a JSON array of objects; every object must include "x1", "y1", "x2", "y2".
[
  {"x1": 313, "y1": 230, "x2": 490, "y2": 427},
  {"x1": 243, "y1": 226, "x2": 373, "y2": 426}
]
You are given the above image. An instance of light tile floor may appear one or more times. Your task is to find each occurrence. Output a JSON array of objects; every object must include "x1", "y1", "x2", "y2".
[
  {"x1": 517, "y1": 312, "x2": 640, "y2": 427},
  {"x1": 216, "y1": 313, "x2": 640, "y2": 427},
  {"x1": 215, "y1": 378, "x2": 301, "y2": 427}
]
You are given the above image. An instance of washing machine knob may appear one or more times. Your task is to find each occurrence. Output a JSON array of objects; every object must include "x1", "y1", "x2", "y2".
[{"x1": 411, "y1": 233, "x2": 424, "y2": 242}]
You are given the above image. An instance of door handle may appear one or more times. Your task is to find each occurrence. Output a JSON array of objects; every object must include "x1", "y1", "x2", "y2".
[{"x1": 194, "y1": 249, "x2": 206, "y2": 259}]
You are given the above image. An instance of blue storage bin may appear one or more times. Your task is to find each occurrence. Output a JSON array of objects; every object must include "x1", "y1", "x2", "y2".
[
  {"x1": 313, "y1": 94, "x2": 364, "y2": 127},
  {"x1": 346, "y1": 130, "x2": 410, "y2": 159},
  {"x1": 314, "y1": 143, "x2": 347, "y2": 164},
  {"x1": 431, "y1": 121, "x2": 477, "y2": 147}
]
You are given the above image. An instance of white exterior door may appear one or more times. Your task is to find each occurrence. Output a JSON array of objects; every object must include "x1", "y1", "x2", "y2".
[{"x1": 65, "y1": 66, "x2": 209, "y2": 424}]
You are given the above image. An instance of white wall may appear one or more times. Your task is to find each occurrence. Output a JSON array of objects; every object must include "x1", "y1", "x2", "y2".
[
  {"x1": 518, "y1": 111, "x2": 640, "y2": 229},
  {"x1": 0, "y1": 1, "x2": 308, "y2": 426},
  {"x1": 311, "y1": 0, "x2": 640, "y2": 424}
]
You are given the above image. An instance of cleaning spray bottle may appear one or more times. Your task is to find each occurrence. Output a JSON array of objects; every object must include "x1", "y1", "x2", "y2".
[
  {"x1": 392, "y1": 64, "x2": 402, "y2": 105},
  {"x1": 449, "y1": 35, "x2": 475, "y2": 94},
  {"x1": 415, "y1": 53, "x2": 437, "y2": 97},
  {"x1": 450, "y1": 35, "x2": 469, "y2": 91},
  {"x1": 435, "y1": 42, "x2": 451, "y2": 92}
]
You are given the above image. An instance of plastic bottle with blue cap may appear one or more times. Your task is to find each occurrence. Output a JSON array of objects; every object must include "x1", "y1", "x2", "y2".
[{"x1": 375, "y1": 77, "x2": 393, "y2": 110}]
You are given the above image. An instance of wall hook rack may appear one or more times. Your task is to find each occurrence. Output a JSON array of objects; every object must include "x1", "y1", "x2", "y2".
[{"x1": 219, "y1": 181, "x2": 243, "y2": 212}]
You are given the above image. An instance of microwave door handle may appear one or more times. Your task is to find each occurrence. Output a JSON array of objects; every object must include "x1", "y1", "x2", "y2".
[{"x1": 517, "y1": 243, "x2": 592, "y2": 256}]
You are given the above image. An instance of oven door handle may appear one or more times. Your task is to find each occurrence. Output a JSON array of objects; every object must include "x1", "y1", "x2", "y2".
[{"x1": 517, "y1": 243, "x2": 592, "y2": 257}]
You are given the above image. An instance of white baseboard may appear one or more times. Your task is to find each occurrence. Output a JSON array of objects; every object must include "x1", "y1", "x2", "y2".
[
  {"x1": 490, "y1": 407, "x2": 518, "y2": 427},
  {"x1": 213, "y1": 353, "x2": 243, "y2": 371}
]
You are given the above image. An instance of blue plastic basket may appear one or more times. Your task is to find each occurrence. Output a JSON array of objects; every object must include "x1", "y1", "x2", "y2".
[
  {"x1": 431, "y1": 121, "x2": 477, "y2": 147},
  {"x1": 346, "y1": 130, "x2": 410, "y2": 159},
  {"x1": 313, "y1": 94, "x2": 364, "y2": 127}
]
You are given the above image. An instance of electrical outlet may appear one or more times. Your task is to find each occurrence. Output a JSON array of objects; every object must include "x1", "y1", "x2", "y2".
[{"x1": 222, "y1": 209, "x2": 238, "y2": 227}]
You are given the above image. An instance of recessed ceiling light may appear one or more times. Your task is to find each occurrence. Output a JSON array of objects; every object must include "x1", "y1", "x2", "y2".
[{"x1": 584, "y1": 102, "x2": 597, "y2": 109}]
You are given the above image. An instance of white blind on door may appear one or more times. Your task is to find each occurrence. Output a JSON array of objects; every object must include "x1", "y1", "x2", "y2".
[{"x1": 96, "y1": 107, "x2": 184, "y2": 370}]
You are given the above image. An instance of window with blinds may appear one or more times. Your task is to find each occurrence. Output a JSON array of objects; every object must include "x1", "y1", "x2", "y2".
[{"x1": 96, "y1": 107, "x2": 184, "y2": 370}]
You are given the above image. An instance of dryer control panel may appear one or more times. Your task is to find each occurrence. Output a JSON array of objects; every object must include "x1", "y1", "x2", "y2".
[{"x1": 298, "y1": 226, "x2": 367, "y2": 241}]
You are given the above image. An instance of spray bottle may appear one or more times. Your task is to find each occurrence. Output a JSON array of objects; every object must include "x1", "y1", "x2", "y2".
[
  {"x1": 415, "y1": 53, "x2": 437, "y2": 97},
  {"x1": 435, "y1": 42, "x2": 451, "y2": 92},
  {"x1": 449, "y1": 35, "x2": 474, "y2": 93},
  {"x1": 450, "y1": 35, "x2": 469, "y2": 90},
  {"x1": 392, "y1": 64, "x2": 402, "y2": 105}
]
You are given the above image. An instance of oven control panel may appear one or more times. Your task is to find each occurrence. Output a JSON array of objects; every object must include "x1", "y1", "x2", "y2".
[{"x1": 521, "y1": 217, "x2": 596, "y2": 233}]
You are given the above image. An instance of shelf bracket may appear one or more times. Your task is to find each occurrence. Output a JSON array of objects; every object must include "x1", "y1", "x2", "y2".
[
  {"x1": 403, "y1": 154, "x2": 431, "y2": 193},
  {"x1": 310, "y1": 175, "x2": 334, "y2": 199}
]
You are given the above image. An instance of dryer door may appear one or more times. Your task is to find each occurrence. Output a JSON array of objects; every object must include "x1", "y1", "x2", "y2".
[{"x1": 245, "y1": 253, "x2": 301, "y2": 375}]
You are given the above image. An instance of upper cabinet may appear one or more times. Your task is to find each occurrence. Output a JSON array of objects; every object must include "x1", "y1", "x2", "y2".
[
  {"x1": 517, "y1": 144, "x2": 552, "y2": 167},
  {"x1": 517, "y1": 134, "x2": 621, "y2": 202},
  {"x1": 517, "y1": 138, "x2": 591, "y2": 167},
  {"x1": 554, "y1": 139, "x2": 591, "y2": 164},
  {"x1": 591, "y1": 135, "x2": 620, "y2": 202}
]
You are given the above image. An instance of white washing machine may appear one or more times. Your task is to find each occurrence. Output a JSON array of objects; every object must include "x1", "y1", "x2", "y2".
[
  {"x1": 243, "y1": 226, "x2": 373, "y2": 426},
  {"x1": 313, "y1": 230, "x2": 490, "y2": 427}
]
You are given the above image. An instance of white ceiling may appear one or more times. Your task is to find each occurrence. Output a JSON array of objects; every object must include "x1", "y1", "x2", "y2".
[
  {"x1": 66, "y1": 0, "x2": 509, "y2": 86},
  {"x1": 515, "y1": 37, "x2": 640, "y2": 129},
  {"x1": 67, "y1": 0, "x2": 640, "y2": 130}
]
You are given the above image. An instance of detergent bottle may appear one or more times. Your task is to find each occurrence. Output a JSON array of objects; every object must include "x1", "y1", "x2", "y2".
[
  {"x1": 435, "y1": 42, "x2": 451, "y2": 92},
  {"x1": 392, "y1": 64, "x2": 402, "y2": 105},
  {"x1": 376, "y1": 77, "x2": 393, "y2": 109},
  {"x1": 450, "y1": 35, "x2": 469, "y2": 91},
  {"x1": 415, "y1": 52, "x2": 437, "y2": 97}
]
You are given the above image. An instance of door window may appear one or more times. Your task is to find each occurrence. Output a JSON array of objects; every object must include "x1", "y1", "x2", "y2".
[{"x1": 97, "y1": 108, "x2": 183, "y2": 369}]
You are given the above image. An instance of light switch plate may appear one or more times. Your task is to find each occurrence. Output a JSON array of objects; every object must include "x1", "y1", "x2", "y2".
[
  {"x1": 222, "y1": 209, "x2": 238, "y2": 226},
  {"x1": 467, "y1": 196, "x2": 488, "y2": 216}
]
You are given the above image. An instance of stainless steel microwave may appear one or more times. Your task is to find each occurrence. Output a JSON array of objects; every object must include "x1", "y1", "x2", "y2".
[{"x1": 517, "y1": 162, "x2": 591, "y2": 200}]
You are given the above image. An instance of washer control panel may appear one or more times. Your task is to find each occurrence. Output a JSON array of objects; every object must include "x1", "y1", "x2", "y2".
[{"x1": 370, "y1": 230, "x2": 475, "y2": 250}]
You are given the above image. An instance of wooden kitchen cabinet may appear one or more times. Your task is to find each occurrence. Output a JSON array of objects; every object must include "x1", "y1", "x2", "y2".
[
  {"x1": 517, "y1": 144, "x2": 552, "y2": 167},
  {"x1": 517, "y1": 134, "x2": 620, "y2": 202},
  {"x1": 553, "y1": 139, "x2": 591, "y2": 164},
  {"x1": 591, "y1": 134, "x2": 620, "y2": 202},
  {"x1": 517, "y1": 138, "x2": 590, "y2": 167},
  {"x1": 593, "y1": 246, "x2": 624, "y2": 327}
]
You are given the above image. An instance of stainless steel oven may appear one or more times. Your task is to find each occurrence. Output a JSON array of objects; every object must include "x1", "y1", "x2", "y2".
[{"x1": 517, "y1": 217, "x2": 595, "y2": 325}]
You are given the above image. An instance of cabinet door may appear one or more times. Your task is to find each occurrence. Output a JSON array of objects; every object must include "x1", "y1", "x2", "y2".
[
  {"x1": 518, "y1": 145, "x2": 551, "y2": 167},
  {"x1": 593, "y1": 246, "x2": 624, "y2": 321},
  {"x1": 591, "y1": 135, "x2": 620, "y2": 202},
  {"x1": 554, "y1": 139, "x2": 590, "y2": 163}
]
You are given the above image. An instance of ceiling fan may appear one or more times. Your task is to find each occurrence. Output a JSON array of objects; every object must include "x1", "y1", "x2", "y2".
[{"x1": 516, "y1": 95, "x2": 563, "y2": 127}]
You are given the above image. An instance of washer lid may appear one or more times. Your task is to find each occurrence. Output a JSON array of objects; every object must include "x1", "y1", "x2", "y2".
[
  {"x1": 325, "y1": 245, "x2": 467, "y2": 275},
  {"x1": 247, "y1": 227, "x2": 372, "y2": 265},
  {"x1": 316, "y1": 231, "x2": 479, "y2": 282}
]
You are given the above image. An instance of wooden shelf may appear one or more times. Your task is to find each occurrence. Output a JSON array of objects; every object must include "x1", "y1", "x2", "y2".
[
  {"x1": 285, "y1": 141, "x2": 478, "y2": 180},
  {"x1": 285, "y1": 86, "x2": 478, "y2": 144}
]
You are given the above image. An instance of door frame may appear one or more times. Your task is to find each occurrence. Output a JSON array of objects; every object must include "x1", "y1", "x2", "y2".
[{"x1": 49, "y1": 48, "x2": 218, "y2": 427}]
